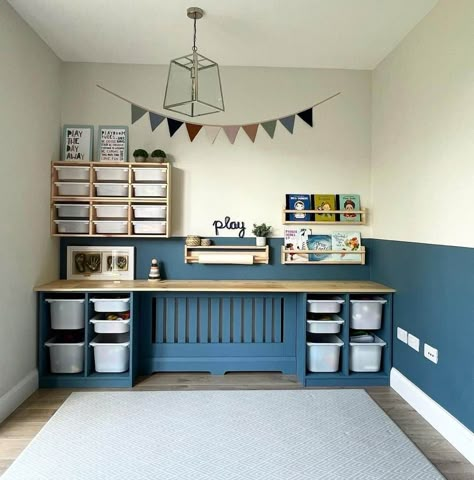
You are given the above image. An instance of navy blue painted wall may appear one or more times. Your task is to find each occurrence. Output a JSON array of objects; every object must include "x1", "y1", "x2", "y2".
[
  {"x1": 370, "y1": 239, "x2": 474, "y2": 432},
  {"x1": 60, "y1": 237, "x2": 372, "y2": 280}
]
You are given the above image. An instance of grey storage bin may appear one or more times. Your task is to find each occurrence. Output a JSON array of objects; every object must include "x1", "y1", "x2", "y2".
[
  {"x1": 306, "y1": 335, "x2": 343, "y2": 372},
  {"x1": 350, "y1": 335, "x2": 386, "y2": 372},
  {"x1": 306, "y1": 314, "x2": 343, "y2": 334},
  {"x1": 307, "y1": 297, "x2": 344, "y2": 314},
  {"x1": 90, "y1": 297, "x2": 130, "y2": 312},
  {"x1": 350, "y1": 297, "x2": 387, "y2": 329},
  {"x1": 90, "y1": 333, "x2": 130, "y2": 373},
  {"x1": 54, "y1": 220, "x2": 89, "y2": 234},
  {"x1": 90, "y1": 315, "x2": 130, "y2": 334},
  {"x1": 45, "y1": 298, "x2": 85, "y2": 329},
  {"x1": 45, "y1": 336, "x2": 84, "y2": 373},
  {"x1": 54, "y1": 166, "x2": 90, "y2": 181},
  {"x1": 55, "y1": 204, "x2": 90, "y2": 219}
]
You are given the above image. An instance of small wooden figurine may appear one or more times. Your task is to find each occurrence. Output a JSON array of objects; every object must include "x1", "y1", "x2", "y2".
[{"x1": 148, "y1": 259, "x2": 161, "y2": 281}]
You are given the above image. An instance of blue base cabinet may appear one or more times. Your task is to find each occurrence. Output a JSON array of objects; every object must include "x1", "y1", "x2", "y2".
[{"x1": 37, "y1": 290, "x2": 393, "y2": 388}]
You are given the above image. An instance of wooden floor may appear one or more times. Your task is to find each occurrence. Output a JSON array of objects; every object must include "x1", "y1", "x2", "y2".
[{"x1": 0, "y1": 373, "x2": 472, "y2": 479}]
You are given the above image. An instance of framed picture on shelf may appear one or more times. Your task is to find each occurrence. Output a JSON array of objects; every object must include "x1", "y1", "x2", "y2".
[
  {"x1": 98, "y1": 125, "x2": 129, "y2": 162},
  {"x1": 61, "y1": 125, "x2": 93, "y2": 161},
  {"x1": 66, "y1": 246, "x2": 134, "y2": 280}
]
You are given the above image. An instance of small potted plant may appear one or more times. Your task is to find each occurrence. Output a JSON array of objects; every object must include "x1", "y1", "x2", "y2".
[
  {"x1": 252, "y1": 223, "x2": 272, "y2": 247},
  {"x1": 151, "y1": 149, "x2": 167, "y2": 163},
  {"x1": 133, "y1": 149, "x2": 148, "y2": 163}
]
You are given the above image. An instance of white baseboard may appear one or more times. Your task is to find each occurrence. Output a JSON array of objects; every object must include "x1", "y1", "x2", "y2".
[
  {"x1": 391, "y1": 368, "x2": 474, "y2": 465},
  {"x1": 0, "y1": 369, "x2": 38, "y2": 423}
]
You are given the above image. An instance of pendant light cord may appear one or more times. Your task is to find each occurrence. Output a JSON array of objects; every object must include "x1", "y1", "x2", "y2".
[{"x1": 192, "y1": 15, "x2": 197, "y2": 52}]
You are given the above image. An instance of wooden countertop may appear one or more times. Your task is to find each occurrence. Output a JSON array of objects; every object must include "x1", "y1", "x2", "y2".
[{"x1": 34, "y1": 279, "x2": 395, "y2": 293}]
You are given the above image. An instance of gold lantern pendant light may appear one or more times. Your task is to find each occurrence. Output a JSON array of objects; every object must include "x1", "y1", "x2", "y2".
[{"x1": 163, "y1": 7, "x2": 224, "y2": 117}]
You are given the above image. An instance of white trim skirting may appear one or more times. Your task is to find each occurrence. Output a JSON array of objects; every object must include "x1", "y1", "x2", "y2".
[
  {"x1": 0, "y1": 369, "x2": 38, "y2": 423},
  {"x1": 391, "y1": 368, "x2": 474, "y2": 465}
]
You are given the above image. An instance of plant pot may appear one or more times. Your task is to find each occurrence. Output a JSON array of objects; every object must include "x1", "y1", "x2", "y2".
[
  {"x1": 256, "y1": 237, "x2": 267, "y2": 247},
  {"x1": 134, "y1": 156, "x2": 147, "y2": 163},
  {"x1": 150, "y1": 157, "x2": 166, "y2": 163}
]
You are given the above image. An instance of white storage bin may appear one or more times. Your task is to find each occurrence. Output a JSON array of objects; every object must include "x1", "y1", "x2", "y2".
[
  {"x1": 90, "y1": 297, "x2": 130, "y2": 312},
  {"x1": 306, "y1": 315, "x2": 343, "y2": 334},
  {"x1": 132, "y1": 205, "x2": 167, "y2": 219},
  {"x1": 93, "y1": 221, "x2": 128, "y2": 234},
  {"x1": 90, "y1": 333, "x2": 130, "y2": 373},
  {"x1": 54, "y1": 220, "x2": 89, "y2": 234},
  {"x1": 93, "y1": 204, "x2": 128, "y2": 219},
  {"x1": 307, "y1": 297, "x2": 344, "y2": 314},
  {"x1": 45, "y1": 336, "x2": 84, "y2": 373},
  {"x1": 307, "y1": 335, "x2": 343, "y2": 372},
  {"x1": 132, "y1": 221, "x2": 166, "y2": 235},
  {"x1": 55, "y1": 204, "x2": 90, "y2": 219},
  {"x1": 45, "y1": 298, "x2": 85, "y2": 329},
  {"x1": 94, "y1": 183, "x2": 129, "y2": 197},
  {"x1": 350, "y1": 297, "x2": 387, "y2": 329},
  {"x1": 132, "y1": 167, "x2": 167, "y2": 182},
  {"x1": 55, "y1": 182, "x2": 89, "y2": 197},
  {"x1": 90, "y1": 315, "x2": 130, "y2": 334},
  {"x1": 94, "y1": 167, "x2": 129, "y2": 182},
  {"x1": 350, "y1": 335, "x2": 386, "y2": 372},
  {"x1": 54, "y1": 166, "x2": 90, "y2": 181},
  {"x1": 132, "y1": 183, "x2": 167, "y2": 197}
]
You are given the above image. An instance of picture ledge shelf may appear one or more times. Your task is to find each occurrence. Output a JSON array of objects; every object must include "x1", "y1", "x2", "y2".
[
  {"x1": 280, "y1": 246, "x2": 366, "y2": 265},
  {"x1": 185, "y1": 245, "x2": 269, "y2": 265},
  {"x1": 282, "y1": 207, "x2": 367, "y2": 225}
]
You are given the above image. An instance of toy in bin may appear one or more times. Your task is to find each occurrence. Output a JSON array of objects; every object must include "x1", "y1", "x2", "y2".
[
  {"x1": 105, "y1": 311, "x2": 130, "y2": 321},
  {"x1": 350, "y1": 331, "x2": 375, "y2": 343}
]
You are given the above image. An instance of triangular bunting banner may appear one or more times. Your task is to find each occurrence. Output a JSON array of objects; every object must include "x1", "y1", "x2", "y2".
[
  {"x1": 186, "y1": 123, "x2": 203, "y2": 142},
  {"x1": 131, "y1": 104, "x2": 147, "y2": 124},
  {"x1": 223, "y1": 126, "x2": 240, "y2": 144},
  {"x1": 167, "y1": 118, "x2": 183, "y2": 137},
  {"x1": 149, "y1": 112, "x2": 165, "y2": 132},
  {"x1": 261, "y1": 120, "x2": 277, "y2": 139},
  {"x1": 242, "y1": 124, "x2": 259, "y2": 143},
  {"x1": 297, "y1": 108, "x2": 313, "y2": 127},
  {"x1": 280, "y1": 115, "x2": 296, "y2": 134},
  {"x1": 204, "y1": 126, "x2": 221, "y2": 143}
]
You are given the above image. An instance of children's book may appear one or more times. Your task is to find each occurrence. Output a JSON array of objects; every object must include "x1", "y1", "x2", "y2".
[
  {"x1": 307, "y1": 234, "x2": 332, "y2": 262},
  {"x1": 314, "y1": 194, "x2": 337, "y2": 222},
  {"x1": 331, "y1": 231, "x2": 362, "y2": 262},
  {"x1": 337, "y1": 194, "x2": 361, "y2": 222},
  {"x1": 283, "y1": 228, "x2": 310, "y2": 262},
  {"x1": 286, "y1": 194, "x2": 314, "y2": 221}
]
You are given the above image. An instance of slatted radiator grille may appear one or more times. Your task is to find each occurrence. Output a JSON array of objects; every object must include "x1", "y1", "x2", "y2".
[{"x1": 152, "y1": 296, "x2": 285, "y2": 344}]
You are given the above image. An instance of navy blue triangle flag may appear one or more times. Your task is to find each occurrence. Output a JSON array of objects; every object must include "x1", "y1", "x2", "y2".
[
  {"x1": 297, "y1": 108, "x2": 313, "y2": 127},
  {"x1": 279, "y1": 115, "x2": 295, "y2": 134},
  {"x1": 149, "y1": 112, "x2": 165, "y2": 132},
  {"x1": 131, "y1": 104, "x2": 147, "y2": 124},
  {"x1": 167, "y1": 118, "x2": 183, "y2": 137}
]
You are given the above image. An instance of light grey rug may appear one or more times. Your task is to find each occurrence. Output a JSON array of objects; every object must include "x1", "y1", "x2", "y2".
[{"x1": 2, "y1": 390, "x2": 443, "y2": 479}]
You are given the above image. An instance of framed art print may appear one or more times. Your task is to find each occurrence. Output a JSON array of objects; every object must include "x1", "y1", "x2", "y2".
[
  {"x1": 66, "y1": 246, "x2": 134, "y2": 280},
  {"x1": 98, "y1": 125, "x2": 129, "y2": 162},
  {"x1": 62, "y1": 125, "x2": 93, "y2": 161}
]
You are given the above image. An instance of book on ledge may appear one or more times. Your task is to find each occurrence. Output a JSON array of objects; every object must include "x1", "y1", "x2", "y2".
[{"x1": 285, "y1": 194, "x2": 314, "y2": 221}]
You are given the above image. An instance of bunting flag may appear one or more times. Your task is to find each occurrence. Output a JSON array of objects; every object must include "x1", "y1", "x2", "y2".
[
  {"x1": 261, "y1": 120, "x2": 277, "y2": 139},
  {"x1": 297, "y1": 108, "x2": 313, "y2": 127},
  {"x1": 242, "y1": 124, "x2": 259, "y2": 143},
  {"x1": 223, "y1": 126, "x2": 240, "y2": 144},
  {"x1": 149, "y1": 112, "x2": 165, "y2": 132},
  {"x1": 280, "y1": 115, "x2": 295, "y2": 134},
  {"x1": 131, "y1": 105, "x2": 147, "y2": 124},
  {"x1": 186, "y1": 123, "x2": 203, "y2": 142},
  {"x1": 204, "y1": 126, "x2": 221, "y2": 143},
  {"x1": 167, "y1": 118, "x2": 183, "y2": 137},
  {"x1": 98, "y1": 85, "x2": 340, "y2": 144}
]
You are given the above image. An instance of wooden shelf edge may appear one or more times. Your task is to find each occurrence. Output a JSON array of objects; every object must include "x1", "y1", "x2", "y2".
[
  {"x1": 281, "y1": 246, "x2": 366, "y2": 265},
  {"x1": 284, "y1": 208, "x2": 367, "y2": 214},
  {"x1": 185, "y1": 245, "x2": 269, "y2": 265}
]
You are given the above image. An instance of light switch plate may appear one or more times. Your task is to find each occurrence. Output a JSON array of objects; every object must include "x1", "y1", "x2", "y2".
[
  {"x1": 424, "y1": 343, "x2": 438, "y2": 364},
  {"x1": 408, "y1": 333, "x2": 420, "y2": 352},
  {"x1": 397, "y1": 327, "x2": 408, "y2": 344}
]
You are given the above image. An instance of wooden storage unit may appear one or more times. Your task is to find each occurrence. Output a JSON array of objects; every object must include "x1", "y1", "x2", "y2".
[
  {"x1": 51, "y1": 162, "x2": 171, "y2": 237},
  {"x1": 185, "y1": 245, "x2": 270, "y2": 264},
  {"x1": 282, "y1": 208, "x2": 368, "y2": 225}
]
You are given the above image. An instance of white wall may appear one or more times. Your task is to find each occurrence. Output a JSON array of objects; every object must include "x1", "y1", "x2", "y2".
[
  {"x1": 61, "y1": 63, "x2": 372, "y2": 238},
  {"x1": 371, "y1": 0, "x2": 474, "y2": 248},
  {"x1": 0, "y1": 1, "x2": 60, "y2": 401}
]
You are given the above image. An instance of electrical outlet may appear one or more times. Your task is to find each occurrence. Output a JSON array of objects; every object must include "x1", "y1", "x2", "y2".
[
  {"x1": 408, "y1": 333, "x2": 420, "y2": 352},
  {"x1": 397, "y1": 327, "x2": 408, "y2": 344},
  {"x1": 424, "y1": 343, "x2": 438, "y2": 364}
]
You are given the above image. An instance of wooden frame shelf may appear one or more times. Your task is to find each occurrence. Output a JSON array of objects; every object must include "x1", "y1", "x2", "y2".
[
  {"x1": 51, "y1": 161, "x2": 171, "y2": 238},
  {"x1": 185, "y1": 245, "x2": 269, "y2": 265},
  {"x1": 281, "y1": 246, "x2": 366, "y2": 265},
  {"x1": 282, "y1": 207, "x2": 367, "y2": 225}
]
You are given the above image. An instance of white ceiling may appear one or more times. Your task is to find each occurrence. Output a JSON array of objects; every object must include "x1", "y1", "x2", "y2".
[{"x1": 8, "y1": 0, "x2": 437, "y2": 69}]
